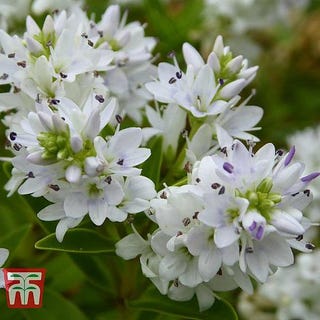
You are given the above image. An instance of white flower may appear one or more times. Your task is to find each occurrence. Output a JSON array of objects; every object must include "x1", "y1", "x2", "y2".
[
  {"x1": 143, "y1": 103, "x2": 187, "y2": 158},
  {"x1": 0, "y1": 248, "x2": 9, "y2": 288},
  {"x1": 32, "y1": 0, "x2": 83, "y2": 15},
  {"x1": 239, "y1": 249, "x2": 320, "y2": 320},
  {"x1": 116, "y1": 186, "x2": 253, "y2": 311},
  {"x1": 87, "y1": 127, "x2": 150, "y2": 177},
  {"x1": 191, "y1": 140, "x2": 319, "y2": 282},
  {"x1": 87, "y1": 4, "x2": 156, "y2": 122},
  {"x1": 146, "y1": 35, "x2": 258, "y2": 118},
  {"x1": 287, "y1": 125, "x2": 320, "y2": 238}
]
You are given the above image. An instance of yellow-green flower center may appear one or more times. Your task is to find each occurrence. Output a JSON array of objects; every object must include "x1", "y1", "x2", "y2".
[{"x1": 235, "y1": 178, "x2": 282, "y2": 221}]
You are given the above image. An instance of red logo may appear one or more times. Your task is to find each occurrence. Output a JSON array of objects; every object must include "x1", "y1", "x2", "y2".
[{"x1": 3, "y1": 268, "x2": 46, "y2": 308}]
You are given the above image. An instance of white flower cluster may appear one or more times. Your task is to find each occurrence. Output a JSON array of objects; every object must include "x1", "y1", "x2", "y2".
[
  {"x1": 144, "y1": 35, "x2": 262, "y2": 163},
  {"x1": 1, "y1": 3, "x2": 319, "y2": 314},
  {"x1": 116, "y1": 140, "x2": 319, "y2": 310},
  {"x1": 0, "y1": 0, "x2": 83, "y2": 31},
  {"x1": 0, "y1": 248, "x2": 9, "y2": 288},
  {"x1": 202, "y1": 0, "x2": 310, "y2": 59},
  {"x1": 287, "y1": 125, "x2": 320, "y2": 227},
  {"x1": 0, "y1": 5, "x2": 157, "y2": 241},
  {"x1": 238, "y1": 249, "x2": 320, "y2": 320}
]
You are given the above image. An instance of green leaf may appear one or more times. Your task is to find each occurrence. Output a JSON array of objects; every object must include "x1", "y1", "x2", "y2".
[
  {"x1": 0, "y1": 287, "x2": 88, "y2": 320},
  {"x1": 142, "y1": 136, "x2": 163, "y2": 190},
  {"x1": 35, "y1": 228, "x2": 115, "y2": 254},
  {"x1": 128, "y1": 287, "x2": 238, "y2": 320},
  {"x1": 0, "y1": 224, "x2": 32, "y2": 255}
]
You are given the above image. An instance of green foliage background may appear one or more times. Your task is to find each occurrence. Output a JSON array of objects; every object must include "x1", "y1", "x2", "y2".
[{"x1": 1, "y1": 0, "x2": 320, "y2": 319}]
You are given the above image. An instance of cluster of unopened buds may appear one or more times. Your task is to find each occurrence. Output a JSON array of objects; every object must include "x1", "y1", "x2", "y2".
[{"x1": 0, "y1": 3, "x2": 318, "y2": 311}]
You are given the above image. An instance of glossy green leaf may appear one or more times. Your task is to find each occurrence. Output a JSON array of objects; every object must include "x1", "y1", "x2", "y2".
[
  {"x1": 0, "y1": 224, "x2": 33, "y2": 264},
  {"x1": 70, "y1": 254, "x2": 121, "y2": 296},
  {"x1": 128, "y1": 287, "x2": 238, "y2": 320},
  {"x1": 35, "y1": 228, "x2": 115, "y2": 253},
  {"x1": 0, "y1": 289, "x2": 89, "y2": 320}
]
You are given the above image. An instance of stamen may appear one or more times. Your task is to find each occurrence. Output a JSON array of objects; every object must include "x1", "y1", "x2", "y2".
[
  {"x1": 8, "y1": 53, "x2": 15, "y2": 58},
  {"x1": 160, "y1": 191, "x2": 167, "y2": 199},
  {"x1": 305, "y1": 243, "x2": 315, "y2": 250},
  {"x1": 168, "y1": 77, "x2": 176, "y2": 84},
  {"x1": 87, "y1": 39, "x2": 94, "y2": 47},
  {"x1": 296, "y1": 234, "x2": 303, "y2": 241},
  {"x1": 35, "y1": 93, "x2": 41, "y2": 103},
  {"x1": 256, "y1": 225, "x2": 264, "y2": 240},
  {"x1": 176, "y1": 71, "x2": 182, "y2": 79},
  {"x1": 291, "y1": 192, "x2": 299, "y2": 197},
  {"x1": 13, "y1": 86, "x2": 21, "y2": 93},
  {"x1": 176, "y1": 231, "x2": 183, "y2": 237},
  {"x1": 105, "y1": 176, "x2": 112, "y2": 184},
  {"x1": 245, "y1": 247, "x2": 254, "y2": 253},
  {"x1": 182, "y1": 217, "x2": 191, "y2": 226},
  {"x1": 27, "y1": 171, "x2": 35, "y2": 178},
  {"x1": 301, "y1": 172, "x2": 320, "y2": 182},
  {"x1": 248, "y1": 221, "x2": 257, "y2": 232},
  {"x1": 50, "y1": 99, "x2": 60, "y2": 105},
  {"x1": 13, "y1": 143, "x2": 22, "y2": 151},
  {"x1": 219, "y1": 78, "x2": 224, "y2": 85},
  {"x1": 218, "y1": 186, "x2": 225, "y2": 195},
  {"x1": 303, "y1": 189, "x2": 311, "y2": 197},
  {"x1": 9, "y1": 132, "x2": 17, "y2": 141},
  {"x1": 117, "y1": 159, "x2": 124, "y2": 165},
  {"x1": 115, "y1": 114, "x2": 123, "y2": 123},
  {"x1": 284, "y1": 146, "x2": 295, "y2": 166},
  {"x1": 0, "y1": 73, "x2": 9, "y2": 80},
  {"x1": 95, "y1": 94, "x2": 105, "y2": 103},
  {"x1": 17, "y1": 61, "x2": 26, "y2": 68},
  {"x1": 223, "y1": 162, "x2": 234, "y2": 174},
  {"x1": 192, "y1": 211, "x2": 199, "y2": 219},
  {"x1": 220, "y1": 147, "x2": 227, "y2": 155},
  {"x1": 196, "y1": 178, "x2": 201, "y2": 183},
  {"x1": 211, "y1": 182, "x2": 221, "y2": 189},
  {"x1": 60, "y1": 72, "x2": 67, "y2": 79},
  {"x1": 49, "y1": 184, "x2": 60, "y2": 191}
]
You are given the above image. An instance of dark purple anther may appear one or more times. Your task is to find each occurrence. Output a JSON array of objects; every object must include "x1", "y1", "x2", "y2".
[
  {"x1": 218, "y1": 186, "x2": 225, "y2": 195},
  {"x1": 168, "y1": 77, "x2": 176, "y2": 84},
  {"x1": 284, "y1": 146, "x2": 295, "y2": 166},
  {"x1": 219, "y1": 78, "x2": 224, "y2": 85},
  {"x1": 304, "y1": 189, "x2": 311, "y2": 197},
  {"x1": 301, "y1": 172, "x2": 320, "y2": 182},
  {"x1": 9, "y1": 132, "x2": 17, "y2": 141},
  {"x1": 117, "y1": 159, "x2": 124, "y2": 165},
  {"x1": 95, "y1": 95, "x2": 105, "y2": 103},
  {"x1": 249, "y1": 221, "x2": 257, "y2": 232},
  {"x1": 256, "y1": 225, "x2": 264, "y2": 240},
  {"x1": 223, "y1": 162, "x2": 234, "y2": 174},
  {"x1": 176, "y1": 71, "x2": 182, "y2": 79}
]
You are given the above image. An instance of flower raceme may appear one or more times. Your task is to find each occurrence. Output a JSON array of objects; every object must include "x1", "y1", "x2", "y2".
[
  {"x1": 0, "y1": 4, "x2": 319, "y2": 315},
  {"x1": 4, "y1": 95, "x2": 155, "y2": 241},
  {"x1": 116, "y1": 140, "x2": 319, "y2": 310}
]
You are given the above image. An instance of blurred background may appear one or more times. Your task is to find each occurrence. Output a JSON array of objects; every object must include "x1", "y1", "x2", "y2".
[{"x1": 1, "y1": 0, "x2": 320, "y2": 319}]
